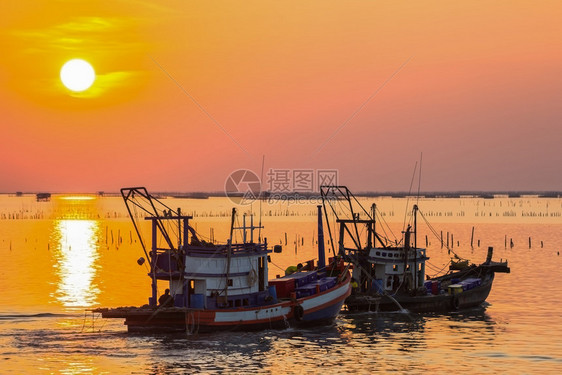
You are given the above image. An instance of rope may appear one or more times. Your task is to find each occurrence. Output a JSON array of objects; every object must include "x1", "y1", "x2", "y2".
[
  {"x1": 185, "y1": 309, "x2": 200, "y2": 336},
  {"x1": 425, "y1": 260, "x2": 451, "y2": 278},
  {"x1": 269, "y1": 259, "x2": 289, "y2": 273}
]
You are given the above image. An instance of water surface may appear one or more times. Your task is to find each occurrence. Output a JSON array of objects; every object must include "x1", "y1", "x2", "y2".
[{"x1": 0, "y1": 194, "x2": 560, "y2": 373}]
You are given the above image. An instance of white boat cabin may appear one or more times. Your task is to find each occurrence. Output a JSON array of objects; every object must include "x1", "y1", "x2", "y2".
[{"x1": 364, "y1": 246, "x2": 428, "y2": 292}]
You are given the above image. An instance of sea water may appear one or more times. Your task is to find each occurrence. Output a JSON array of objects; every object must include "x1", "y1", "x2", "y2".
[{"x1": 0, "y1": 194, "x2": 561, "y2": 374}]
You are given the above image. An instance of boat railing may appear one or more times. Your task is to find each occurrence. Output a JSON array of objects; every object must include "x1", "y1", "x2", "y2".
[
  {"x1": 185, "y1": 242, "x2": 269, "y2": 256},
  {"x1": 151, "y1": 243, "x2": 268, "y2": 255}
]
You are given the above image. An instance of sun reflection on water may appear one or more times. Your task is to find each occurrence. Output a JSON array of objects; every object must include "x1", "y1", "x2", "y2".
[{"x1": 51, "y1": 220, "x2": 101, "y2": 309}]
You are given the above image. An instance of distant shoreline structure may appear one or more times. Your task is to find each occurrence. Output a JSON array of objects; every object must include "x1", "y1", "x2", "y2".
[{"x1": 4, "y1": 190, "x2": 562, "y2": 199}]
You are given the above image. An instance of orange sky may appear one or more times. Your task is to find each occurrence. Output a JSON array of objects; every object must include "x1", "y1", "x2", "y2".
[{"x1": 1, "y1": 1, "x2": 561, "y2": 193}]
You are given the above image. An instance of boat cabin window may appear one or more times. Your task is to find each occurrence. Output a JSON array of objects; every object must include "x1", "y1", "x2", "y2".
[
  {"x1": 406, "y1": 265, "x2": 411, "y2": 271},
  {"x1": 376, "y1": 251, "x2": 380, "y2": 256},
  {"x1": 393, "y1": 264, "x2": 398, "y2": 272},
  {"x1": 232, "y1": 298, "x2": 249, "y2": 308},
  {"x1": 227, "y1": 279, "x2": 233, "y2": 287}
]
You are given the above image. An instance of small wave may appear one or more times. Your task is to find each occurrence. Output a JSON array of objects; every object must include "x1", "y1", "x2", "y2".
[{"x1": 520, "y1": 354, "x2": 562, "y2": 363}]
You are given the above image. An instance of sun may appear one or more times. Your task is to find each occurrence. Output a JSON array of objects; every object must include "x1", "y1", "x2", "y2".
[{"x1": 60, "y1": 59, "x2": 96, "y2": 92}]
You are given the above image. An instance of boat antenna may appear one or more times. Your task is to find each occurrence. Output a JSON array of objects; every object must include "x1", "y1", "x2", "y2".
[
  {"x1": 258, "y1": 154, "x2": 265, "y2": 242},
  {"x1": 402, "y1": 161, "x2": 418, "y2": 234},
  {"x1": 416, "y1": 152, "x2": 423, "y2": 207}
]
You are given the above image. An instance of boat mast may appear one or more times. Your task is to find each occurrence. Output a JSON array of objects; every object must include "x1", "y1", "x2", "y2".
[
  {"x1": 317, "y1": 205, "x2": 326, "y2": 271},
  {"x1": 413, "y1": 204, "x2": 418, "y2": 288},
  {"x1": 369, "y1": 203, "x2": 376, "y2": 249},
  {"x1": 320, "y1": 189, "x2": 336, "y2": 257},
  {"x1": 224, "y1": 207, "x2": 236, "y2": 300}
]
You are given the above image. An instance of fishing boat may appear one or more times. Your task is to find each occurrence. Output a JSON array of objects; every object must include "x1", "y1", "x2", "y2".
[
  {"x1": 93, "y1": 187, "x2": 351, "y2": 333},
  {"x1": 320, "y1": 186, "x2": 510, "y2": 313}
]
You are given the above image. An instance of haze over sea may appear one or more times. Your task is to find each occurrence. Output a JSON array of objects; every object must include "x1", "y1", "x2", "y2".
[{"x1": 0, "y1": 194, "x2": 561, "y2": 374}]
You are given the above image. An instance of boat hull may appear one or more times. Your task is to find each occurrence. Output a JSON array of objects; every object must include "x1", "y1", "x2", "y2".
[
  {"x1": 346, "y1": 276, "x2": 493, "y2": 313},
  {"x1": 96, "y1": 273, "x2": 351, "y2": 333},
  {"x1": 345, "y1": 265, "x2": 506, "y2": 313}
]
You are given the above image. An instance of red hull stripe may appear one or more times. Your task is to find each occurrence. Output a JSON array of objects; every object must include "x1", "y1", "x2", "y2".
[{"x1": 124, "y1": 272, "x2": 351, "y2": 328}]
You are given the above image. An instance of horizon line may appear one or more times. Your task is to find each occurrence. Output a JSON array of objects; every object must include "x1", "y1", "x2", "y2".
[{"x1": 3, "y1": 190, "x2": 562, "y2": 198}]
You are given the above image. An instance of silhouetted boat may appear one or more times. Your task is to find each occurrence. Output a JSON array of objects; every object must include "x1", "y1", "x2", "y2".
[
  {"x1": 93, "y1": 187, "x2": 350, "y2": 333},
  {"x1": 320, "y1": 186, "x2": 510, "y2": 313},
  {"x1": 36, "y1": 193, "x2": 51, "y2": 202}
]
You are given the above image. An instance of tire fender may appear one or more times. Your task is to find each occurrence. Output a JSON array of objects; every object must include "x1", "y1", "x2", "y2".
[
  {"x1": 452, "y1": 295, "x2": 460, "y2": 310},
  {"x1": 293, "y1": 305, "x2": 304, "y2": 321}
]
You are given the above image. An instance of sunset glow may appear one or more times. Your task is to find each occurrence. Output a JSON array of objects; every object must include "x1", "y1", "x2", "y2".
[
  {"x1": 51, "y1": 219, "x2": 100, "y2": 308},
  {"x1": 1, "y1": 2, "x2": 560, "y2": 370},
  {"x1": 1, "y1": 2, "x2": 561, "y2": 193},
  {"x1": 59, "y1": 195, "x2": 96, "y2": 201}
]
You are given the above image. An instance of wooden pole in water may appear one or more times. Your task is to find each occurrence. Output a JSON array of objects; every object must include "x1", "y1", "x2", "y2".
[
  {"x1": 425, "y1": 235, "x2": 428, "y2": 247},
  {"x1": 505, "y1": 235, "x2": 507, "y2": 249},
  {"x1": 441, "y1": 231, "x2": 443, "y2": 248},
  {"x1": 529, "y1": 237, "x2": 531, "y2": 249},
  {"x1": 470, "y1": 226, "x2": 475, "y2": 248},
  {"x1": 312, "y1": 230, "x2": 315, "y2": 246}
]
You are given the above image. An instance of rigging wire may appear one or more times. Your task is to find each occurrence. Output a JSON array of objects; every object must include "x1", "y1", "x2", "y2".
[
  {"x1": 374, "y1": 206, "x2": 398, "y2": 245},
  {"x1": 418, "y1": 209, "x2": 467, "y2": 261}
]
